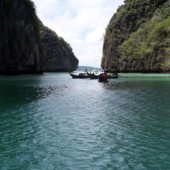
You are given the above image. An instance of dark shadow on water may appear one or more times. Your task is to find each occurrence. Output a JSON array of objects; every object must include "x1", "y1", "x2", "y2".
[{"x1": 0, "y1": 75, "x2": 68, "y2": 112}]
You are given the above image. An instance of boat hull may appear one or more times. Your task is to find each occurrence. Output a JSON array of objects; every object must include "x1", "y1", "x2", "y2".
[{"x1": 70, "y1": 72, "x2": 89, "y2": 79}]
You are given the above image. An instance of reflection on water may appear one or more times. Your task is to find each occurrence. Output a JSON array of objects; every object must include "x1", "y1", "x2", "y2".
[
  {"x1": 0, "y1": 74, "x2": 69, "y2": 111},
  {"x1": 0, "y1": 73, "x2": 170, "y2": 169}
]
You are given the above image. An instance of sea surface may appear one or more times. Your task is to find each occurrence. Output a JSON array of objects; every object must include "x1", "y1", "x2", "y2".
[{"x1": 0, "y1": 73, "x2": 170, "y2": 170}]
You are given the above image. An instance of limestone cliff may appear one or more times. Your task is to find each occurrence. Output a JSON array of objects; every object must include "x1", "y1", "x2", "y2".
[
  {"x1": 102, "y1": 0, "x2": 170, "y2": 72},
  {"x1": 40, "y1": 24, "x2": 78, "y2": 72},
  {"x1": 0, "y1": 0, "x2": 43, "y2": 74},
  {"x1": 0, "y1": 0, "x2": 78, "y2": 75}
]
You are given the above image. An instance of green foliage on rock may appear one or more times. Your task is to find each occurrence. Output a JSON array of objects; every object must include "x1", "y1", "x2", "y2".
[
  {"x1": 102, "y1": 0, "x2": 170, "y2": 72},
  {"x1": 39, "y1": 24, "x2": 78, "y2": 72}
]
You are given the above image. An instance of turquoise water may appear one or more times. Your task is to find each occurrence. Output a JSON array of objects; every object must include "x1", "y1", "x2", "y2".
[{"x1": 0, "y1": 73, "x2": 170, "y2": 170}]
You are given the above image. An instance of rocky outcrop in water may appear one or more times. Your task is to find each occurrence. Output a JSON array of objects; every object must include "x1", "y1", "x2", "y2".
[
  {"x1": 0, "y1": 0, "x2": 43, "y2": 75},
  {"x1": 102, "y1": 0, "x2": 170, "y2": 72},
  {"x1": 40, "y1": 24, "x2": 78, "y2": 72},
  {"x1": 0, "y1": 0, "x2": 78, "y2": 75}
]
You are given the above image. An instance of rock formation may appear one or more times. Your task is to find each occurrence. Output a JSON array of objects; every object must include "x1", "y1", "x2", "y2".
[
  {"x1": 0, "y1": 0, "x2": 43, "y2": 74},
  {"x1": 40, "y1": 24, "x2": 78, "y2": 72},
  {"x1": 102, "y1": 0, "x2": 170, "y2": 72},
  {"x1": 0, "y1": 0, "x2": 78, "y2": 75}
]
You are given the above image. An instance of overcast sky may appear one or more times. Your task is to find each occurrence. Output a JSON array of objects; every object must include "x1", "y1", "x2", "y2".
[{"x1": 33, "y1": 0, "x2": 124, "y2": 67}]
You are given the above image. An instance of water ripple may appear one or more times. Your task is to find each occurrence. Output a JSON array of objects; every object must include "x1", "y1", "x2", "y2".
[{"x1": 1, "y1": 74, "x2": 170, "y2": 169}]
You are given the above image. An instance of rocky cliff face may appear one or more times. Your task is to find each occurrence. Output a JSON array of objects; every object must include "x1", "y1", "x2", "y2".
[
  {"x1": 0, "y1": 0, "x2": 78, "y2": 75},
  {"x1": 102, "y1": 0, "x2": 170, "y2": 72},
  {"x1": 0, "y1": 0, "x2": 43, "y2": 74},
  {"x1": 40, "y1": 24, "x2": 78, "y2": 72}
]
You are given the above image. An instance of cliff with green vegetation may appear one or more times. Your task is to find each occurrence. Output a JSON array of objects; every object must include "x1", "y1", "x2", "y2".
[
  {"x1": 40, "y1": 24, "x2": 78, "y2": 72},
  {"x1": 0, "y1": 0, "x2": 43, "y2": 74},
  {"x1": 102, "y1": 0, "x2": 170, "y2": 72},
  {"x1": 0, "y1": 0, "x2": 78, "y2": 75}
]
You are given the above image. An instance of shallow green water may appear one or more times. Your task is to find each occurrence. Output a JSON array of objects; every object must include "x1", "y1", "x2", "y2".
[{"x1": 0, "y1": 73, "x2": 170, "y2": 170}]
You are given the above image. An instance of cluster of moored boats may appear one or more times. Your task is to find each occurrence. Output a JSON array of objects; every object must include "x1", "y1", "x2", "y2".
[{"x1": 69, "y1": 69, "x2": 118, "y2": 82}]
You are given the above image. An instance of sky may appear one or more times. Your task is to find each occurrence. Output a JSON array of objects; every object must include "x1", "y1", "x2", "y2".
[{"x1": 33, "y1": 0, "x2": 124, "y2": 67}]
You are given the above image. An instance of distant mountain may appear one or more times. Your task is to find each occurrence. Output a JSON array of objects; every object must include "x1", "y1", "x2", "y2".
[{"x1": 77, "y1": 66, "x2": 102, "y2": 71}]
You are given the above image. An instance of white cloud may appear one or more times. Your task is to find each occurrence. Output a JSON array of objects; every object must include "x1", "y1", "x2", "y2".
[
  {"x1": 86, "y1": 28, "x2": 104, "y2": 44},
  {"x1": 33, "y1": 0, "x2": 124, "y2": 67}
]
